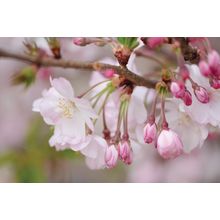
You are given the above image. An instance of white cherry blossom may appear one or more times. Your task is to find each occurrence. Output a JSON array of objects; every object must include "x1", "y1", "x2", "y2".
[{"x1": 33, "y1": 77, "x2": 97, "y2": 151}]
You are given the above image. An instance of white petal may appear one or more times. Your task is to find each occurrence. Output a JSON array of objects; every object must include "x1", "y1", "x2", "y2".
[
  {"x1": 50, "y1": 77, "x2": 74, "y2": 100},
  {"x1": 74, "y1": 98, "x2": 97, "y2": 119},
  {"x1": 32, "y1": 98, "x2": 42, "y2": 112}
]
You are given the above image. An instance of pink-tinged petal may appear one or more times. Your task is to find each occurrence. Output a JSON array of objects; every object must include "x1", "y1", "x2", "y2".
[
  {"x1": 70, "y1": 136, "x2": 92, "y2": 151},
  {"x1": 82, "y1": 135, "x2": 108, "y2": 169},
  {"x1": 49, "y1": 124, "x2": 89, "y2": 151},
  {"x1": 38, "y1": 98, "x2": 61, "y2": 125},
  {"x1": 81, "y1": 135, "x2": 107, "y2": 159},
  {"x1": 50, "y1": 77, "x2": 74, "y2": 100}
]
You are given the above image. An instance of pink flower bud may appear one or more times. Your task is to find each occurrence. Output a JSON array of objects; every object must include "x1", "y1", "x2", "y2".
[
  {"x1": 118, "y1": 140, "x2": 130, "y2": 160},
  {"x1": 156, "y1": 129, "x2": 183, "y2": 159},
  {"x1": 182, "y1": 90, "x2": 192, "y2": 106},
  {"x1": 210, "y1": 79, "x2": 220, "y2": 89},
  {"x1": 103, "y1": 69, "x2": 115, "y2": 78},
  {"x1": 194, "y1": 86, "x2": 209, "y2": 103},
  {"x1": 208, "y1": 50, "x2": 220, "y2": 73},
  {"x1": 143, "y1": 122, "x2": 157, "y2": 144},
  {"x1": 124, "y1": 150, "x2": 133, "y2": 165},
  {"x1": 199, "y1": 60, "x2": 211, "y2": 77},
  {"x1": 147, "y1": 37, "x2": 166, "y2": 48},
  {"x1": 73, "y1": 38, "x2": 87, "y2": 46},
  {"x1": 170, "y1": 81, "x2": 185, "y2": 98},
  {"x1": 105, "y1": 144, "x2": 118, "y2": 168}
]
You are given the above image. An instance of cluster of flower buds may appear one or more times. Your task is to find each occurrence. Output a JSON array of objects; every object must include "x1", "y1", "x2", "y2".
[
  {"x1": 103, "y1": 78, "x2": 134, "y2": 168},
  {"x1": 105, "y1": 136, "x2": 133, "y2": 168},
  {"x1": 170, "y1": 80, "x2": 192, "y2": 106},
  {"x1": 143, "y1": 100, "x2": 184, "y2": 159},
  {"x1": 199, "y1": 50, "x2": 220, "y2": 89},
  {"x1": 170, "y1": 79, "x2": 210, "y2": 105},
  {"x1": 169, "y1": 61, "x2": 211, "y2": 105}
]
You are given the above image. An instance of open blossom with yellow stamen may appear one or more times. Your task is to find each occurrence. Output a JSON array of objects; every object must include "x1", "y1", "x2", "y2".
[{"x1": 32, "y1": 77, "x2": 97, "y2": 151}]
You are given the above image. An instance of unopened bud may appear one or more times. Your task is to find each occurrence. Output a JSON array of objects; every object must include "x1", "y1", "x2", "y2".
[
  {"x1": 143, "y1": 122, "x2": 157, "y2": 144},
  {"x1": 208, "y1": 50, "x2": 220, "y2": 69},
  {"x1": 182, "y1": 90, "x2": 192, "y2": 106},
  {"x1": 114, "y1": 46, "x2": 132, "y2": 66},
  {"x1": 156, "y1": 129, "x2": 183, "y2": 159},
  {"x1": 210, "y1": 78, "x2": 220, "y2": 89},
  {"x1": 194, "y1": 86, "x2": 209, "y2": 103},
  {"x1": 170, "y1": 81, "x2": 185, "y2": 98},
  {"x1": 118, "y1": 140, "x2": 133, "y2": 165},
  {"x1": 199, "y1": 60, "x2": 211, "y2": 77},
  {"x1": 105, "y1": 144, "x2": 118, "y2": 168},
  {"x1": 103, "y1": 69, "x2": 116, "y2": 78}
]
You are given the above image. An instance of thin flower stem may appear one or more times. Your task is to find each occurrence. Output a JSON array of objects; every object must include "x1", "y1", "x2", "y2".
[
  {"x1": 93, "y1": 90, "x2": 112, "y2": 125},
  {"x1": 150, "y1": 94, "x2": 158, "y2": 119},
  {"x1": 123, "y1": 100, "x2": 130, "y2": 138},
  {"x1": 103, "y1": 104, "x2": 108, "y2": 130},
  {"x1": 161, "y1": 97, "x2": 168, "y2": 129},
  {"x1": 90, "y1": 86, "x2": 109, "y2": 102},
  {"x1": 114, "y1": 101, "x2": 125, "y2": 142},
  {"x1": 78, "y1": 79, "x2": 110, "y2": 98}
]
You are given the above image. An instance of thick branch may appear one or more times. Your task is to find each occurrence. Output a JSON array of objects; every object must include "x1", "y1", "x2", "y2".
[{"x1": 0, "y1": 48, "x2": 156, "y2": 88}]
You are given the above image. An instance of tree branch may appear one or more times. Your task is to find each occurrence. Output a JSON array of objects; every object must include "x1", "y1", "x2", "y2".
[{"x1": 0, "y1": 48, "x2": 156, "y2": 88}]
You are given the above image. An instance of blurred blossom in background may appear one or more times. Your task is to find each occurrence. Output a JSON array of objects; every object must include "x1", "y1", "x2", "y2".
[{"x1": 1, "y1": 37, "x2": 220, "y2": 183}]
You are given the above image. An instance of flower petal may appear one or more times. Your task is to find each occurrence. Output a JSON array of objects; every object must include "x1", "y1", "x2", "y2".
[{"x1": 50, "y1": 77, "x2": 74, "y2": 100}]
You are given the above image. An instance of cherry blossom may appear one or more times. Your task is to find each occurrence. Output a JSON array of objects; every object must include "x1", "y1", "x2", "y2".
[{"x1": 33, "y1": 77, "x2": 97, "y2": 151}]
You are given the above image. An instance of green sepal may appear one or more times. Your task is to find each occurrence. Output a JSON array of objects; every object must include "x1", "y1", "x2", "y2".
[{"x1": 117, "y1": 37, "x2": 139, "y2": 50}]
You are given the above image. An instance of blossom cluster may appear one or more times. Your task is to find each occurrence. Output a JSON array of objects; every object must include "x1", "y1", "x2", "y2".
[{"x1": 15, "y1": 37, "x2": 220, "y2": 169}]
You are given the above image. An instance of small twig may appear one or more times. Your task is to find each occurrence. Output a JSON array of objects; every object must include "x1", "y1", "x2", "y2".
[{"x1": 0, "y1": 48, "x2": 156, "y2": 89}]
